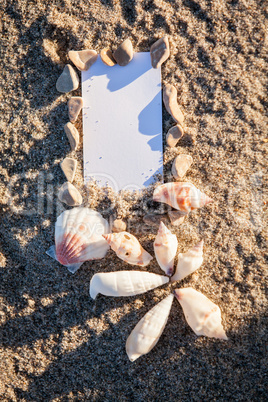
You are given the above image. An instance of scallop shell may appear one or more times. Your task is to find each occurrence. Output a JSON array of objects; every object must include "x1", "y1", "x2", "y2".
[
  {"x1": 46, "y1": 207, "x2": 110, "y2": 273},
  {"x1": 103, "y1": 232, "x2": 153, "y2": 267},
  {"x1": 89, "y1": 271, "x2": 169, "y2": 299},
  {"x1": 126, "y1": 294, "x2": 174, "y2": 362},
  {"x1": 171, "y1": 240, "x2": 204, "y2": 282},
  {"x1": 153, "y1": 182, "x2": 213, "y2": 213},
  {"x1": 174, "y1": 288, "x2": 228, "y2": 340},
  {"x1": 154, "y1": 222, "x2": 178, "y2": 276}
]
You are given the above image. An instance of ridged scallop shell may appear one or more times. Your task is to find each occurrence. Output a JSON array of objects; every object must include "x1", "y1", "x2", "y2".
[
  {"x1": 46, "y1": 207, "x2": 110, "y2": 273},
  {"x1": 154, "y1": 222, "x2": 178, "y2": 276},
  {"x1": 153, "y1": 182, "x2": 213, "y2": 213},
  {"x1": 89, "y1": 271, "x2": 169, "y2": 299},
  {"x1": 171, "y1": 240, "x2": 204, "y2": 282},
  {"x1": 103, "y1": 232, "x2": 153, "y2": 267},
  {"x1": 126, "y1": 294, "x2": 174, "y2": 362},
  {"x1": 174, "y1": 288, "x2": 228, "y2": 340}
]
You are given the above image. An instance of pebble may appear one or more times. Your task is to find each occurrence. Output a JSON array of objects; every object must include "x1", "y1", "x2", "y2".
[
  {"x1": 143, "y1": 214, "x2": 169, "y2": 228},
  {"x1": 60, "y1": 157, "x2": 77, "y2": 183},
  {"x1": 150, "y1": 36, "x2": 170, "y2": 69},
  {"x1": 56, "y1": 64, "x2": 79, "y2": 93},
  {"x1": 112, "y1": 219, "x2": 127, "y2": 233},
  {"x1": 163, "y1": 84, "x2": 184, "y2": 125},
  {"x1": 113, "y1": 39, "x2": 133, "y2": 66},
  {"x1": 100, "y1": 48, "x2": 117, "y2": 66},
  {"x1": 68, "y1": 49, "x2": 98, "y2": 71},
  {"x1": 64, "y1": 122, "x2": 79, "y2": 151},
  {"x1": 168, "y1": 211, "x2": 186, "y2": 226},
  {"x1": 166, "y1": 124, "x2": 184, "y2": 147},
  {"x1": 58, "y1": 182, "x2": 82, "y2": 206},
  {"x1": 172, "y1": 154, "x2": 193, "y2": 179},
  {"x1": 68, "y1": 97, "x2": 83, "y2": 123}
]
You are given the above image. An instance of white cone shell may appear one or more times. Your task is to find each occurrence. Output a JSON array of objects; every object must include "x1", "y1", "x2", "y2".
[
  {"x1": 174, "y1": 287, "x2": 228, "y2": 340},
  {"x1": 89, "y1": 271, "x2": 169, "y2": 299},
  {"x1": 154, "y1": 222, "x2": 178, "y2": 276},
  {"x1": 126, "y1": 294, "x2": 174, "y2": 362},
  {"x1": 171, "y1": 240, "x2": 204, "y2": 282}
]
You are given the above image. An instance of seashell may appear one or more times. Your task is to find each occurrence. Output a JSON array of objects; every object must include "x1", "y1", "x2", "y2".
[
  {"x1": 154, "y1": 222, "x2": 178, "y2": 276},
  {"x1": 46, "y1": 207, "x2": 110, "y2": 273},
  {"x1": 126, "y1": 294, "x2": 174, "y2": 362},
  {"x1": 89, "y1": 271, "x2": 169, "y2": 299},
  {"x1": 174, "y1": 287, "x2": 228, "y2": 340},
  {"x1": 153, "y1": 182, "x2": 213, "y2": 213},
  {"x1": 171, "y1": 240, "x2": 204, "y2": 282},
  {"x1": 103, "y1": 232, "x2": 153, "y2": 267}
]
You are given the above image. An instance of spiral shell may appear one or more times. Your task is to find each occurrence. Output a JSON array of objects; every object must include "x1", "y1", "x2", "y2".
[
  {"x1": 89, "y1": 271, "x2": 169, "y2": 299},
  {"x1": 46, "y1": 207, "x2": 110, "y2": 273},
  {"x1": 154, "y1": 222, "x2": 178, "y2": 276},
  {"x1": 171, "y1": 240, "x2": 204, "y2": 282},
  {"x1": 174, "y1": 288, "x2": 227, "y2": 340},
  {"x1": 153, "y1": 182, "x2": 213, "y2": 213},
  {"x1": 126, "y1": 294, "x2": 174, "y2": 362},
  {"x1": 103, "y1": 232, "x2": 153, "y2": 267}
]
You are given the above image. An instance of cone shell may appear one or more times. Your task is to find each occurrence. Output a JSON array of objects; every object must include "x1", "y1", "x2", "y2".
[
  {"x1": 103, "y1": 232, "x2": 153, "y2": 267},
  {"x1": 89, "y1": 271, "x2": 169, "y2": 299},
  {"x1": 153, "y1": 182, "x2": 213, "y2": 213},
  {"x1": 171, "y1": 240, "x2": 204, "y2": 282},
  {"x1": 174, "y1": 287, "x2": 228, "y2": 340},
  {"x1": 154, "y1": 222, "x2": 178, "y2": 276},
  {"x1": 47, "y1": 207, "x2": 109, "y2": 273},
  {"x1": 126, "y1": 294, "x2": 174, "y2": 362}
]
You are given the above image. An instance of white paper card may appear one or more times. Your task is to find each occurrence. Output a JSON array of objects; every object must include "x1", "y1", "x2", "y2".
[{"x1": 82, "y1": 52, "x2": 162, "y2": 192}]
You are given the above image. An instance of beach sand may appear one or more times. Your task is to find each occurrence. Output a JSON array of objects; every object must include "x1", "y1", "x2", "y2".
[{"x1": 0, "y1": 0, "x2": 267, "y2": 400}]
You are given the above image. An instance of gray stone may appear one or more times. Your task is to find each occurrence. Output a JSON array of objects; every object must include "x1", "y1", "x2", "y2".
[
  {"x1": 172, "y1": 154, "x2": 193, "y2": 179},
  {"x1": 168, "y1": 210, "x2": 186, "y2": 226},
  {"x1": 56, "y1": 64, "x2": 79, "y2": 93},
  {"x1": 113, "y1": 39, "x2": 134, "y2": 66},
  {"x1": 68, "y1": 49, "x2": 98, "y2": 71},
  {"x1": 60, "y1": 157, "x2": 77, "y2": 183},
  {"x1": 143, "y1": 214, "x2": 169, "y2": 228},
  {"x1": 68, "y1": 97, "x2": 83, "y2": 123},
  {"x1": 166, "y1": 124, "x2": 184, "y2": 147},
  {"x1": 112, "y1": 219, "x2": 127, "y2": 233},
  {"x1": 163, "y1": 84, "x2": 184, "y2": 125},
  {"x1": 150, "y1": 36, "x2": 170, "y2": 69},
  {"x1": 58, "y1": 182, "x2": 82, "y2": 206},
  {"x1": 64, "y1": 122, "x2": 79, "y2": 151},
  {"x1": 100, "y1": 48, "x2": 117, "y2": 66}
]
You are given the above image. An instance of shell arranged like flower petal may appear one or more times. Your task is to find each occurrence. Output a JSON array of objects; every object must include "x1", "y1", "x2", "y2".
[
  {"x1": 89, "y1": 271, "x2": 169, "y2": 299},
  {"x1": 153, "y1": 182, "x2": 213, "y2": 213},
  {"x1": 174, "y1": 287, "x2": 228, "y2": 340},
  {"x1": 103, "y1": 232, "x2": 153, "y2": 267},
  {"x1": 126, "y1": 294, "x2": 174, "y2": 362},
  {"x1": 171, "y1": 240, "x2": 204, "y2": 282},
  {"x1": 154, "y1": 222, "x2": 178, "y2": 276},
  {"x1": 46, "y1": 207, "x2": 109, "y2": 273}
]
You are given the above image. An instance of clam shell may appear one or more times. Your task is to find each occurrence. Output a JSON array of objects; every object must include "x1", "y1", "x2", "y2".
[
  {"x1": 171, "y1": 240, "x2": 204, "y2": 282},
  {"x1": 154, "y1": 222, "x2": 178, "y2": 276}
]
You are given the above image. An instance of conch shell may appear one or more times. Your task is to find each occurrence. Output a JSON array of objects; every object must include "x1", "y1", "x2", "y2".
[
  {"x1": 153, "y1": 182, "x2": 213, "y2": 213},
  {"x1": 89, "y1": 271, "x2": 169, "y2": 299},
  {"x1": 126, "y1": 294, "x2": 174, "y2": 362},
  {"x1": 154, "y1": 222, "x2": 178, "y2": 276},
  {"x1": 171, "y1": 240, "x2": 204, "y2": 282},
  {"x1": 174, "y1": 288, "x2": 228, "y2": 340},
  {"x1": 103, "y1": 232, "x2": 153, "y2": 267},
  {"x1": 46, "y1": 207, "x2": 110, "y2": 273}
]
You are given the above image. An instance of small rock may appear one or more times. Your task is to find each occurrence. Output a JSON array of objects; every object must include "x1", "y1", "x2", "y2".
[
  {"x1": 113, "y1": 39, "x2": 134, "y2": 66},
  {"x1": 56, "y1": 64, "x2": 79, "y2": 93},
  {"x1": 150, "y1": 36, "x2": 170, "y2": 69},
  {"x1": 112, "y1": 219, "x2": 127, "y2": 233},
  {"x1": 60, "y1": 158, "x2": 77, "y2": 183},
  {"x1": 58, "y1": 182, "x2": 82, "y2": 206},
  {"x1": 172, "y1": 154, "x2": 193, "y2": 179},
  {"x1": 64, "y1": 122, "x2": 79, "y2": 151},
  {"x1": 168, "y1": 211, "x2": 186, "y2": 226},
  {"x1": 100, "y1": 48, "x2": 117, "y2": 66},
  {"x1": 68, "y1": 49, "x2": 98, "y2": 71},
  {"x1": 166, "y1": 124, "x2": 184, "y2": 147},
  {"x1": 163, "y1": 84, "x2": 184, "y2": 125},
  {"x1": 68, "y1": 97, "x2": 83, "y2": 123},
  {"x1": 143, "y1": 214, "x2": 169, "y2": 228}
]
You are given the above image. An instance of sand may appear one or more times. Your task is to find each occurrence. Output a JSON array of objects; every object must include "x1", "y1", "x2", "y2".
[{"x1": 0, "y1": 0, "x2": 267, "y2": 400}]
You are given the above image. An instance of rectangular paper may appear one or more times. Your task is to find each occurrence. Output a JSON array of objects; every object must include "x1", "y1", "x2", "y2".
[{"x1": 82, "y1": 52, "x2": 162, "y2": 192}]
